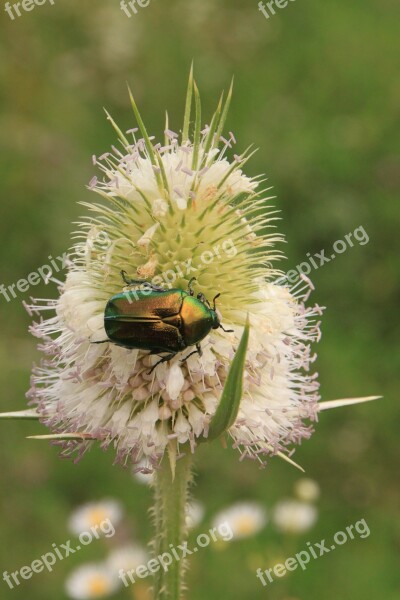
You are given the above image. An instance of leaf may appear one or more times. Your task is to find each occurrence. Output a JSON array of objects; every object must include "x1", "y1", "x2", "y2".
[
  {"x1": 0, "y1": 409, "x2": 40, "y2": 420},
  {"x1": 127, "y1": 84, "x2": 164, "y2": 193},
  {"x1": 200, "y1": 92, "x2": 223, "y2": 170},
  {"x1": 214, "y1": 77, "x2": 234, "y2": 149},
  {"x1": 164, "y1": 110, "x2": 170, "y2": 147},
  {"x1": 104, "y1": 109, "x2": 130, "y2": 147},
  {"x1": 182, "y1": 62, "x2": 194, "y2": 143},
  {"x1": 207, "y1": 317, "x2": 250, "y2": 441},
  {"x1": 191, "y1": 81, "x2": 202, "y2": 170}
]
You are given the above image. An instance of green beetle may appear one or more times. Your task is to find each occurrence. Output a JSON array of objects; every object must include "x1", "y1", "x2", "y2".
[{"x1": 99, "y1": 271, "x2": 233, "y2": 372}]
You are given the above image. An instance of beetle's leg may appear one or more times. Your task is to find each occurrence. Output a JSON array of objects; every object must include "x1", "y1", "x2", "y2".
[
  {"x1": 121, "y1": 270, "x2": 142, "y2": 285},
  {"x1": 219, "y1": 324, "x2": 234, "y2": 333},
  {"x1": 187, "y1": 277, "x2": 197, "y2": 296},
  {"x1": 143, "y1": 283, "x2": 166, "y2": 292},
  {"x1": 120, "y1": 270, "x2": 164, "y2": 292},
  {"x1": 181, "y1": 343, "x2": 202, "y2": 364},
  {"x1": 92, "y1": 340, "x2": 110, "y2": 344},
  {"x1": 121, "y1": 270, "x2": 150, "y2": 287},
  {"x1": 148, "y1": 352, "x2": 177, "y2": 374},
  {"x1": 212, "y1": 293, "x2": 221, "y2": 311}
]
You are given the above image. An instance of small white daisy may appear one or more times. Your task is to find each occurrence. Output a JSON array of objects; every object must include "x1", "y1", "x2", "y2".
[
  {"x1": 273, "y1": 500, "x2": 318, "y2": 534},
  {"x1": 68, "y1": 499, "x2": 123, "y2": 535},
  {"x1": 293, "y1": 478, "x2": 320, "y2": 502},
  {"x1": 65, "y1": 564, "x2": 119, "y2": 599},
  {"x1": 212, "y1": 502, "x2": 267, "y2": 540},
  {"x1": 106, "y1": 543, "x2": 148, "y2": 576},
  {"x1": 186, "y1": 501, "x2": 205, "y2": 530}
]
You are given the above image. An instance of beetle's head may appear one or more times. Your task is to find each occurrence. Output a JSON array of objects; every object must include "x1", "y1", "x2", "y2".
[
  {"x1": 210, "y1": 310, "x2": 221, "y2": 330},
  {"x1": 209, "y1": 294, "x2": 234, "y2": 333}
]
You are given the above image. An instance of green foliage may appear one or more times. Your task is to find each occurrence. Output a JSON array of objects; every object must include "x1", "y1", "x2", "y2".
[
  {"x1": 0, "y1": 1, "x2": 398, "y2": 599},
  {"x1": 207, "y1": 317, "x2": 250, "y2": 441}
]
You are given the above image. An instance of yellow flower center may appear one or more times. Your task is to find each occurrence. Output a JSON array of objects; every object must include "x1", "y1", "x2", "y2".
[
  {"x1": 234, "y1": 516, "x2": 258, "y2": 536},
  {"x1": 88, "y1": 508, "x2": 108, "y2": 528},
  {"x1": 87, "y1": 575, "x2": 110, "y2": 597}
]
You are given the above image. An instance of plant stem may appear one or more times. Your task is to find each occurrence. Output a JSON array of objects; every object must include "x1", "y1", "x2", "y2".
[{"x1": 152, "y1": 452, "x2": 193, "y2": 600}]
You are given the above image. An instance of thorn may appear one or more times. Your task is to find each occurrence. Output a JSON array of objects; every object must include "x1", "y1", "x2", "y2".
[
  {"x1": 319, "y1": 396, "x2": 382, "y2": 411},
  {"x1": 27, "y1": 433, "x2": 94, "y2": 441},
  {"x1": 0, "y1": 409, "x2": 40, "y2": 420},
  {"x1": 275, "y1": 451, "x2": 305, "y2": 472}
]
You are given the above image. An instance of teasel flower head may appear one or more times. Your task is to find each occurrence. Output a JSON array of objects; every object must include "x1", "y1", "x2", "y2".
[{"x1": 20, "y1": 70, "x2": 376, "y2": 471}]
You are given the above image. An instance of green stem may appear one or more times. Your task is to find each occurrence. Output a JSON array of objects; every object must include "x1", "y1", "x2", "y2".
[{"x1": 152, "y1": 452, "x2": 193, "y2": 600}]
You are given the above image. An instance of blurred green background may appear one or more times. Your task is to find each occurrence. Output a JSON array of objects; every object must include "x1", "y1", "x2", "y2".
[{"x1": 0, "y1": 0, "x2": 399, "y2": 598}]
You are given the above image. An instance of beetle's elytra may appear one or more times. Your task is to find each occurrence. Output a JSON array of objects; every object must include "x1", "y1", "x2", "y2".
[{"x1": 100, "y1": 271, "x2": 233, "y2": 372}]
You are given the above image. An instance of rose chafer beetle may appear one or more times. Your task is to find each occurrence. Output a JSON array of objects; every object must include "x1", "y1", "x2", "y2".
[{"x1": 99, "y1": 271, "x2": 233, "y2": 372}]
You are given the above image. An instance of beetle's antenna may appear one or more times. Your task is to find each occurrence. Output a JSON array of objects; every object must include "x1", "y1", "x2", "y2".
[
  {"x1": 212, "y1": 293, "x2": 221, "y2": 311},
  {"x1": 187, "y1": 277, "x2": 197, "y2": 296}
]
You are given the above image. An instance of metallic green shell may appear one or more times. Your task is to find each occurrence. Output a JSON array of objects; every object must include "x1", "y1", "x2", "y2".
[
  {"x1": 180, "y1": 295, "x2": 216, "y2": 347},
  {"x1": 104, "y1": 288, "x2": 218, "y2": 353}
]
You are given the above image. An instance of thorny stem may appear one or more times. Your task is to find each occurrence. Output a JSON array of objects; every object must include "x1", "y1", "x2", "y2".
[{"x1": 152, "y1": 453, "x2": 193, "y2": 600}]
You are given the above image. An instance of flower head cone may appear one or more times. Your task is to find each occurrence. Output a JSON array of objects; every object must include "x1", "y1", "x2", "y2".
[{"x1": 26, "y1": 73, "x2": 322, "y2": 469}]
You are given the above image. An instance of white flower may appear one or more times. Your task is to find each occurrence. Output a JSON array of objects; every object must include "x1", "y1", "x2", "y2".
[
  {"x1": 131, "y1": 458, "x2": 155, "y2": 485},
  {"x1": 26, "y1": 76, "x2": 322, "y2": 468},
  {"x1": 186, "y1": 501, "x2": 205, "y2": 530},
  {"x1": 68, "y1": 499, "x2": 123, "y2": 535},
  {"x1": 166, "y1": 363, "x2": 185, "y2": 401},
  {"x1": 212, "y1": 502, "x2": 267, "y2": 539},
  {"x1": 273, "y1": 500, "x2": 318, "y2": 534},
  {"x1": 293, "y1": 478, "x2": 320, "y2": 502},
  {"x1": 106, "y1": 544, "x2": 148, "y2": 576},
  {"x1": 152, "y1": 198, "x2": 169, "y2": 218},
  {"x1": 65, "y1": 564, "x2": 119, "y2": 599}
]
